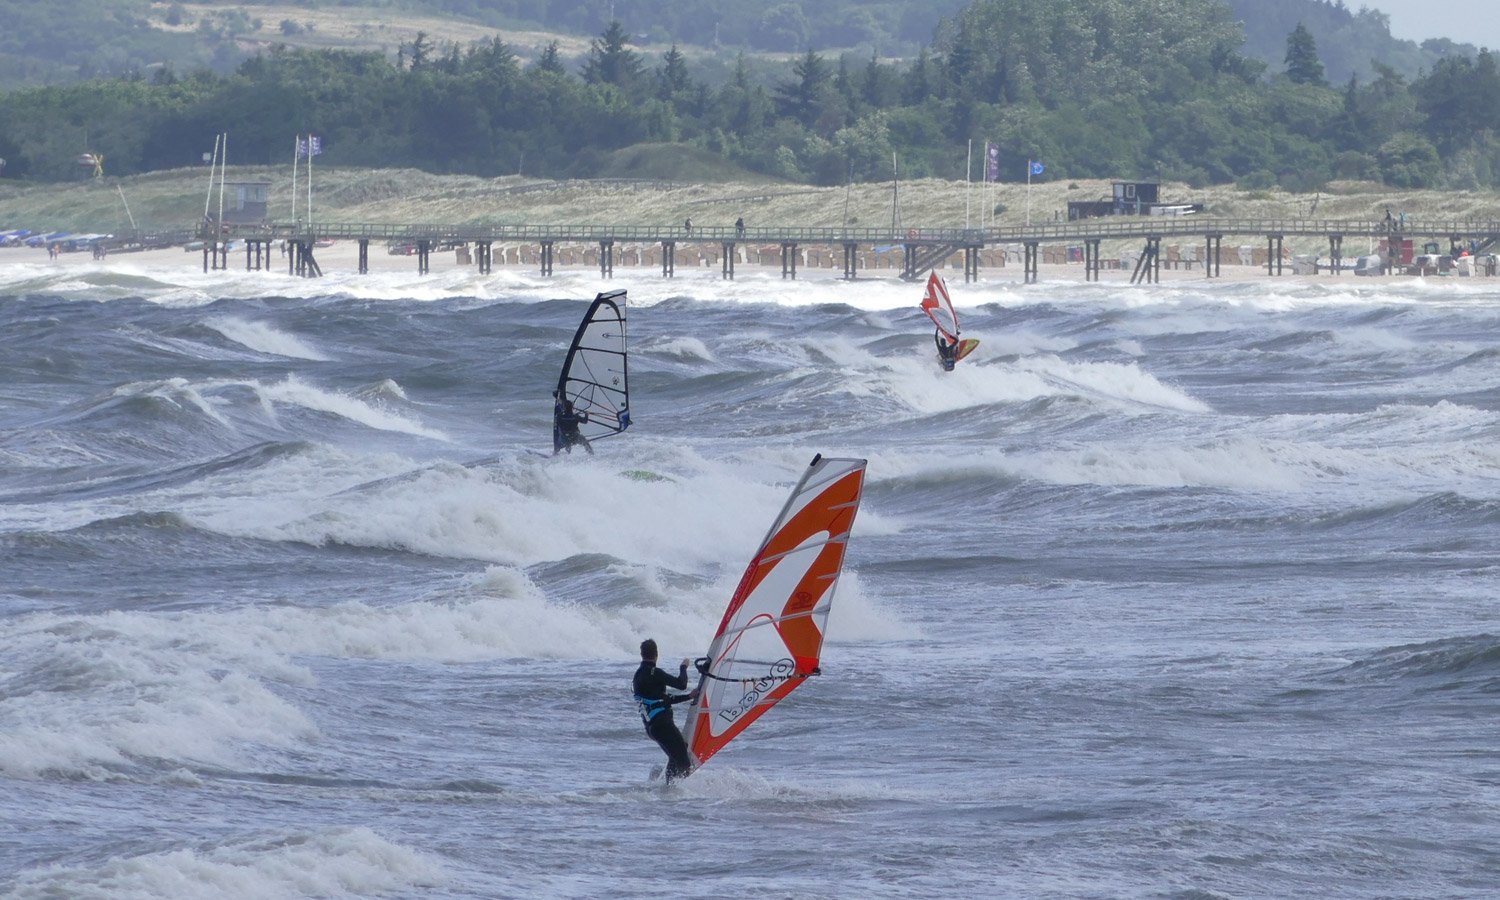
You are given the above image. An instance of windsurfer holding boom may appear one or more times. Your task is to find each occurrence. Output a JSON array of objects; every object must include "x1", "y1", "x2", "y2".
[
  {"x1": 552, "y1": 391, "x2": 593, "y2": 455},
  {"x1": 934, "y1": 328, "x2": 959, "y2": 371},
  {"x1": 633, "y1": 639, "x2": 698, "y2": 781}
]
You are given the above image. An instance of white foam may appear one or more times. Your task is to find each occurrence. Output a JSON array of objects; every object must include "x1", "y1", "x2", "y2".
[
  {"x1": 98, "y1": 377, "x2": 237, "y2": 430},
  {"x1": 815, "y1": 337, "x2": 1210, "y2": 416},
  {"x1": 0, "y1": 611, "x2": 319, "y2": 780},
  {"x1": 259, "y1": 375, "x2": 448, "y2": 441},
  {"x1": 643, "y1": 335, "x2": 715, "y2": 361},
  {"x1": 7, "y1": 826, "x2": 447, "y2": 900},
  {"x1": 205, "y1": 316, "x2": 332, "y2": 361}
]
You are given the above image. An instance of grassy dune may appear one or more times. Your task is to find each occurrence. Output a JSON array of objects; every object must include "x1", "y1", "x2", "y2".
[
  {"x1": 4, "y1": 165, "x2": 1498, "y2": 258},
  {"x1": 162, "y1": 2, "x2": 595, "y2": 62}
]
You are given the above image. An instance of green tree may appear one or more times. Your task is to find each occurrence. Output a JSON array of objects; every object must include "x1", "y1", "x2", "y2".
[
  {"x1": 656, "y1": 45, "x2": 690, "y2": 102},
  {"x1": 1378, "y1": 132, "x2": 1440, "y2": 187},
  {"x1": 774, "y1": 51, "x2": 833, "y2": 130},
  {"x1": 1284, "y1": 23, "x2": 1325, "y2": 85},
  {"x1": 582, "y1": 21, "x2": 643, "y2": 92},
  {"x1": 533, "y1": 41, "x2": 565, "y2": 76}
]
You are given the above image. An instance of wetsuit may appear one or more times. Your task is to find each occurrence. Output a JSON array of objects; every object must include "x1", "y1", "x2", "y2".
[
  {"x1": 553, "y1": 400, "x2": 593, "y2": 455},
  {"x1": 934, "y1": 328, "x2": 958, "y2": 372},
  {"x1": 633, "y1": 659, "x2": 695, "y2": 780}
]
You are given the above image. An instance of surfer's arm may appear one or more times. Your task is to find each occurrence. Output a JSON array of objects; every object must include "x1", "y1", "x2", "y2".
[
  {"x1": 662, "y1": 663, "x2": 689, "y2": 690},
  {"x1": 646, "y1": 664, "x2": 689, "y2": 691},
  {"x1": 664, "y1": 689, "x2": 699, "y2": 706}
]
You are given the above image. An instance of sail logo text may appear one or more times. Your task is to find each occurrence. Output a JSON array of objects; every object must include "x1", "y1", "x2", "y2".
[{"x1": 717, "y1": 658, "x2": 795, "y2": 725}]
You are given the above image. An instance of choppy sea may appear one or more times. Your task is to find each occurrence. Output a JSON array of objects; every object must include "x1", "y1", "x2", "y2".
[{"x1": 1, "y1": 258, "x2": 1498, "y2": 898}]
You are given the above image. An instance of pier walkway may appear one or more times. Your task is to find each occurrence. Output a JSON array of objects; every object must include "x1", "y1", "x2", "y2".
[{"x1": 169, "y1": 216, "x2": 1500, "y2": 283}]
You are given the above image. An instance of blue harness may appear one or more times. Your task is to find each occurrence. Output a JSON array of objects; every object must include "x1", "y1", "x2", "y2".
[{"x1": 635, "y1": 694, "x2": 667, "y2": 724}]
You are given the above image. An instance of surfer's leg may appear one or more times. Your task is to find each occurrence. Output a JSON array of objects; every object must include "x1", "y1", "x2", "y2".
[
  {"x1": 660, "y1": 724, "x2": 693, "y2": 779},
  {"x1": 648, "y1": 717, "x2": 693, "y2": 779}
]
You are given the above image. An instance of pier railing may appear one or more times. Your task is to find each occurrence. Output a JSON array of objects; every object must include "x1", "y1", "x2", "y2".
[{"x1": 197, "y1": 217, "x2": 1500, "y2": 245}]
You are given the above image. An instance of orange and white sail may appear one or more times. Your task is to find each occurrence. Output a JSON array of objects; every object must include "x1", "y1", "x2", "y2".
[
  {"x1": 919, "y1": 271, "x2": 960, "y2": 342},
  {"x1": 680, "y1": 455, "x2": 867, "y2": 771}
]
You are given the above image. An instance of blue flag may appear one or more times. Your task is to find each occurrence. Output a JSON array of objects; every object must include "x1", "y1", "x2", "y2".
[
  {"x1": 297, "y1": 135, "x2": 324, "y2": 159},
  {"x1": 1029, "y1": 160, "x2": 1045, "y2": 177},
  {"x1": 984, "y1": 142, "x2": 1000, "y2": 183}
]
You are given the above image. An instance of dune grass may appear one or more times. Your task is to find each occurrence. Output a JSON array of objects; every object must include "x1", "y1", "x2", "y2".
[{"x1": 4, "y1": 164, "x2": 1498, "y2": 260}]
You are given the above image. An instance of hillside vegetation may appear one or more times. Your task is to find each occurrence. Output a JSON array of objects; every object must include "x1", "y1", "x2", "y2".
[
  {"x1": 0, "y1": 0, "x2": 1478, "y2": 90},
  {"x1": 2, "y1": 0, "x2": 1498, "y2": 193}
]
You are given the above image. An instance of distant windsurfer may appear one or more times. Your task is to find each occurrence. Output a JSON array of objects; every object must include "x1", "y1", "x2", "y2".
[
  {"x1": 552, "y1": 391, "x2": 593, "y2": 455},
  {"x1": 633, "y1": 639, "x2": 698, "y2": 781},
  {"x1": 934, "y1": 329, "x2": 959, "y2": 371}
]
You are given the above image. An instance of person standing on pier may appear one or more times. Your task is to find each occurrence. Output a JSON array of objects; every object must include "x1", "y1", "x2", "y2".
[
  {"x1": 683, "y1": 217, "x2": 692, "y2": 235},
  {"x1": 735, "y1": 217, "x2": 745, "y2": 237}
]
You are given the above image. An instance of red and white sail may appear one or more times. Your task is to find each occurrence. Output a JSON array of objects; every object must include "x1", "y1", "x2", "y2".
[
  {"x1": 680, "y1": 455, "x2": 867, "y2": 770},
  {"x1": 919, "y1": 271, "x2": 960, "y2": 342}
]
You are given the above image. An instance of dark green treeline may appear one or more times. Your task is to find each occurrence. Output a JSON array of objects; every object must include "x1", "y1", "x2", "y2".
[{"x1": 3, "y1": 0, "x2": 1499, "y2": 190}]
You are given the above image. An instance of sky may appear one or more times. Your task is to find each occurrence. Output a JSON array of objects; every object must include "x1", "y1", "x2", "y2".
[{"x1": 1374, "y1": 0, "x2": 1500, "y2": 51}]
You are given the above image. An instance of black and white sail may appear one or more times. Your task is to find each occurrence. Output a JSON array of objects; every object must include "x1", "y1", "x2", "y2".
[{"x1": 554, "y1": 290, "x2": 630, "y2": 450}]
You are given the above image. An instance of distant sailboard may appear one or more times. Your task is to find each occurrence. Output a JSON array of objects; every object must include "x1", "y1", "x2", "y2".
[
  {"x1": 919, "y1": 271, "x2": 977, "y2": 366},
  {"x1": 677, "y1": 454, "x2": 867, "y2": 776},
  {"x1": 554, "y1": 290, "x2": 630, "y2": 453},
  {"x1": 919, "y1": 271, "x2": 960, "y2": 343}
]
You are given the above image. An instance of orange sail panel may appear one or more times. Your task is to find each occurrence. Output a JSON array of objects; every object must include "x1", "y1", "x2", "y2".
[
  {"x1": 681, "y1": 455, "x2": 867, "y2": 770},
  {"x1": 919, "y1": 271, "x2": 960, "y2": 342}
]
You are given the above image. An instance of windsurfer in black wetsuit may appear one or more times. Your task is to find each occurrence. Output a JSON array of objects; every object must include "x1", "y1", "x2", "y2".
[
  {"x1": 633, "y1": 638, "x2": 698, "y2": 781},
  {"x1": 934, "y1": 328, "x2": 959, "y2": 372},
  {"x1": 552, "y1": 391, "x2": 593, "y2": 455}
]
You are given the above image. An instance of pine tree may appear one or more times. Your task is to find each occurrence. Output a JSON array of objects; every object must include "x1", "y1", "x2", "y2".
[
  {"x1": 582, "y1": 21, "x2": 642, "y2": 90},
  {"x1": 1285, "y1": 23, "x2": 1325, "y2": 85},
  {"x1": 533, "y1": 41, "x2": 565, "y2": 76},
  {"x1": 657, "y1": 45, "x2": 690, "y2": 101}
]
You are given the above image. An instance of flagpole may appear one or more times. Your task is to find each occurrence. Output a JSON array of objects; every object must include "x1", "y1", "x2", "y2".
[
  {"x1": 307, "y1": 135, "x2": 314, "y2": 230},
  {"x1": 291, "y1": 134, "x2": 299, "y2": 226},
  {"x1": 1026, "y1": 159, "x2": 1032, "y2": 228},
  {"x1": 965, "y1": 139, "x2": 972, "y2": 230}
]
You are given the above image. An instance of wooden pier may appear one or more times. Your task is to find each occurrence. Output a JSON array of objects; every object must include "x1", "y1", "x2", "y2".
[{"x1": 165, "y1": 217, "x2": 1500, "y2": 282}]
